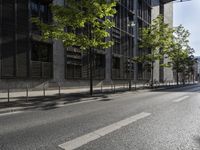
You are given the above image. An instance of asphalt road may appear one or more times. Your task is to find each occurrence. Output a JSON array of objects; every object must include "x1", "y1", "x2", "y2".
[{"x1": 0, "y1": 84, "x2": 200, "y2": 150}]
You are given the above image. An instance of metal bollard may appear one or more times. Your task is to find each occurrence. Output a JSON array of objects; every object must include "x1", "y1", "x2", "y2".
[
  {"x1": 8, "y1": 88, "x2": 10, "y2": 103},
  {"x1": 43, "y1": 87, "x2": 45, "y2": 97},
  {"x1": 58, "y1": 86, "x2": 61, "y2": 97},
  {"x1": 135, "y1": 82, "x2": 137, "y2": 91},
  {"x1": 26, "y1": 86, "x2": 28, "y2": 102}
]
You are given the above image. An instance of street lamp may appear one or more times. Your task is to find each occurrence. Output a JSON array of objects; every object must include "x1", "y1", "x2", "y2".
[{"x1": 127, "y1": 20, "x2": 135, "y2": 91}]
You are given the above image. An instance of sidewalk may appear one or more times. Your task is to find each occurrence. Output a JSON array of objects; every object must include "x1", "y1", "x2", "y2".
[
  {"x1": 0, "y1": 85, "x2": 134, "y2": 114},
  {"x1": 0, "y1": 84, "x2": 147, "y2": 103},
  {"x1": 0, "y1": 83, "x2": 193, "y2": 115}
]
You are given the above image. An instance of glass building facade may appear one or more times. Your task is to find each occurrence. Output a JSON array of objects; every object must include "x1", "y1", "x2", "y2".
[
  {"x1": 0, "y1": 0, "x2": 53, "y2": 79},
  {"x1": 0, "y1": 0, "x2": 173, "y2": 88}
]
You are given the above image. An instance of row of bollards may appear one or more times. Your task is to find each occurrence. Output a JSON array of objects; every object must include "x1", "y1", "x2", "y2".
[
  {"x1": 5, "y1": 81, "x2": 193, "y2": 103},
  {"x1": 100, "y1": 82, "x2": 137, "y2": 93},
  {"x1": 6, "y1": 85, "x2": 62, "y2": 103},
  {"x1": 6, "y1": 81, "x2": 172, "y2": 103}
]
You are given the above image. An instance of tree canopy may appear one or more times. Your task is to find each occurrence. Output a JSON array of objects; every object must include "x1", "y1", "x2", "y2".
[
  {"x1": 134, "y1": 16, "x2": 195, "y2": 85},
  {"x1": 32, "y1": 0, "x2": 117, "y2": 51},
  {"x1": 135, "y1": 15, "x2": 174, "y2": 64},
  {"x1": 134, "y1": 15, "x2": 174, "y2": 85},
  {"x1": 166, "y1": 25, "x2": 195, "y2": 84}
]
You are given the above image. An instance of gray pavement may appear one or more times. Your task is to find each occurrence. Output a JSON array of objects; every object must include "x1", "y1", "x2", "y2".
[
  {"x1": 0, "y1": 82, "x2": 187, "y2": 114},
  {"x1": 0, "y1": 84, "x2": 200, "y2": 150},
  {"x1": 0, "y1": 82, "x2": 176, "y2": 103}
]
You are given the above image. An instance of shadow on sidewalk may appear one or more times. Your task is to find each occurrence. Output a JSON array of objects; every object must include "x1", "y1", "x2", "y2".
[
  {"x1": 0, "y1": 84, "x2": 199, "y2": 112},
  {"x1": 0, "y1": 92, "x2": 116, "y2": 111},
  {"x1": 193, "y1": 136, "x2": 200, "y2": 149},
  {"x1": 151, "y1": 84, "x2": 200, "y2": 93}
]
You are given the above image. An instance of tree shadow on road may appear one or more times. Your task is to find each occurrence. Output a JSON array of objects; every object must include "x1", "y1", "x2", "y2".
[
  {"x1": 193, "y1": 136, "x2": 200, "y2": 149},
  {"x1": 151, "y1": 84, "x2": 200, "y2": 93},
  {"x1": 0, "y1": 92, "x2": 115, "y2": 111},
  {"x1": 1, "y1": 84, "x2": 199, "y2": 112}
]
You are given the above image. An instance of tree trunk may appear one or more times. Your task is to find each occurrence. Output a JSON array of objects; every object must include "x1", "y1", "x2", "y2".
[
  {"x1": 89, "y1": 24, "x2": 93, "y2": 96},
  {"x1": 182, "y1": 69, "x2": 186, "y2": 85},
  {"x1": 151, "y1": 61, "x2": 154, "y2": 87},
  {"x1": 89, "y1": 47, "x2": 93, "y2": 96},
  {"x1": 176, "y1": 71, "x2": 179, "y2": 85},
  {"x1": 193, "y1": 73, "x2": 195, "y2": 84}
]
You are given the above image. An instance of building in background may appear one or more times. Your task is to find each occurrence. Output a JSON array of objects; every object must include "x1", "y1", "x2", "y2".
[
  {"x1": 151, "y1": 0, "x2": 174, "y2": 83},
  {"x1": 0, "y1": 0, "x2": 174, "y2": 89},
  {"x1": 194, "y1": 56, "x2": 200, "y2": 82}
]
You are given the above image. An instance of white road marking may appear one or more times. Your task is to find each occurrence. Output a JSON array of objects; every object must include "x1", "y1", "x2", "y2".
[
  {"x1": 59, "y1": 112, "x2": 151, "y2": 150},
  {"x1": 0, "y1": 111, "x2": 23, "y2": 117},
  {"x1": 173, "y1": 96, "x2": 190, "y2": 103}
]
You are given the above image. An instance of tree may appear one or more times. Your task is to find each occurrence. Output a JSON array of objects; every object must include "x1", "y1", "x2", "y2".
[
  {"x1": 32, "y1": 0, "x2": 117, "y2": 95},
  {"x1": 134, "y1": 15, "x2": 174, "y2": 87},
  {"x1": 184, "y1": 53, "x2": 196, "y2": 83},
  {"x1": 167, "y1": 25, "x2": 192, "y2": 85}
]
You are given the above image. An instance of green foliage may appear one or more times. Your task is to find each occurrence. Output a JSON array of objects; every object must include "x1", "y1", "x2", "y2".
[
  {"x1": 167, "y1": 25, "x2": 193, "y2": 72},
  {"x1": 165, "y1": 25, "x2": 195, "y2": 84},
  {"x1": 133, "y1": 16, "x2": 195, "y2": 84},
  {"x1": 32, "y1": 0, "x2": 117, "y2": 51},
  {"x1": 133, "y1": 15, "x2": 174, "y2": 84},
  {"x1": 137, "y1": 15, "x2": 174, "y2": 64}
]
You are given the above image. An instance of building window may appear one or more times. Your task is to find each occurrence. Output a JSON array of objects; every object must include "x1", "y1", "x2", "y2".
[
  {"x1": 65, "y1": 47, "x2": 82, "y2": 79},
  {"x1": 113, "y1": 57, "x2": 120, "y2": 69},
  {"x1": 112, "y1": 57, "x2": 121, "y2": 79},
  {"x1": 31, "y1": 41, "x2": 53, "y2": 78},
  {"x1": 1, "y1": 0, "x2": 29, "y2": 78},
  {"x1": 66, "y1": 64, "x2": 81, "y2": 79},
  {"x1": 31, "y1": 41, "x2": 52, "y2": 62},
  {"x1": 31, "y1": 0, "x2": 52, "y2": 33},
  {"x1": 94, "y1": 54, "x2": 105, "y2": 79},
  {"x1": 95, "y1": 54, "x2": 105, "y2": 68}
]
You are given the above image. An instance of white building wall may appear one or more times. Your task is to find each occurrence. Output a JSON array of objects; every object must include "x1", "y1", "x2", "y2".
[
  {"x1": 163, "y1": 2, "x2": 174, "y2": 82},
  {"x1": 52, "y1": 0, "x2": 65, "y2": 83},
  {"x1": 151, "y1": 0, "x2": 160, "y2": 82},
  {"x1": 151, "y1": 0, "x2": 174, "y2": 82}
]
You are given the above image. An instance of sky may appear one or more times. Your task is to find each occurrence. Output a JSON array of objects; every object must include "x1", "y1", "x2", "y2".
[{"x1": 173, "y1": 0, "x2": 200, "y2": 56}]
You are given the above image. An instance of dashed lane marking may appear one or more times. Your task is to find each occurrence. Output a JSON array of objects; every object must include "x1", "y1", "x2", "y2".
[
  {"x1": 0, "y1": 111, "x2": 24, "y2": 117},
  {"x1": 173, "y1": 96, "x2": 190, "y2": 103},
  {"x1": 58, "y1": 112, "x2": 151, "y2": 150}
]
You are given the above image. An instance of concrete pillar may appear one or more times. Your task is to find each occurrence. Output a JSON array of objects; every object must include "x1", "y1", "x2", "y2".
[
  {"x1": 151, "y1": 0, "x2": 160, "y2": 82},
  {"x1": 105, "y1": 47, "x2": 112, "y2": 81},
  {"x1": 105, "y1": 1, "x2": 112, "y2": 82},
  {"x1": 52, "y1": 0, "x2": 65, "y2": 82},
  {"x1": 163, "y1": 2, "x2": 174, "y2": 81},
  {"x1": 53, "y1": 40, "x2": 65, "y2": 82},
  {"x1": 96, "y1": 0, "x2": 115, "y2": 82}
]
